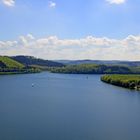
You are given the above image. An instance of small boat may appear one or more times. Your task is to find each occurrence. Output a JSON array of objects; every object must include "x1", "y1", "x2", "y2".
[{"x1": 32, "y1": 83, "x2": 34, "y2": 87}]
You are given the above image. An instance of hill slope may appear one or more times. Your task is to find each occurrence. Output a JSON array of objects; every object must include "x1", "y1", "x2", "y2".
[
  {"x1": 0, "y1": 56, "x2": 41, "y2": 75},
  {"x1": 0, "y1": 56, "x2": 24, "y2": 69}
]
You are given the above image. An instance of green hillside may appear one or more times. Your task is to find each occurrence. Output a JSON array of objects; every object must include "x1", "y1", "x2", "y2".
[
  {"x1": 101, "y1": 75, "x2": 140, "y2": 90},
  {"x1": 0, "y1": 56, "x2": 24, "y2": 69},
  {"x1": 0, "y1": 56, "x2": 40, "y2": 75}
]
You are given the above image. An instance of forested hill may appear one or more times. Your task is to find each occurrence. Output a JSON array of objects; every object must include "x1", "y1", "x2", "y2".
[
  {"x1": 0, "y1": 56, "x2": 40, "y2": 74},
  {"x1": 49, "y1": 64, "x2": 140, "y2": 74},
  {"x1": 12, "y1": 56, "x2": 64, "y2": 68}
]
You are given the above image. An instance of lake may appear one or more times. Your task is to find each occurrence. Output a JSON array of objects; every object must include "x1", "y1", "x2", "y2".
[{"x1": 0, "y1": 72, "x2": 140, "y2": 140}]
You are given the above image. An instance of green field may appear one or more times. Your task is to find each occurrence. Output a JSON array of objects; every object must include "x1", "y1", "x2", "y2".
[
  {"x1": 0, "y1": 56, "x2": 24, "y2": 69},
  {"x1": 101, "y1": 74, "x2": 140, "y2": 90}
]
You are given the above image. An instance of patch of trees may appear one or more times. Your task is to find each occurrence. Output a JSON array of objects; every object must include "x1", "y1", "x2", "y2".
[
  {"x1": 101, "y1": 75, "x2": 140, "y2": 90},
  {"x1": 0, "y1": 61, "x2": 6, "y2": 68}
]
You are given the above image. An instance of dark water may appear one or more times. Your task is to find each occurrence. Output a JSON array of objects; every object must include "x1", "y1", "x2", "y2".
[{"x1": 0, "y1": 72, "x2": 140, "y2": 140}]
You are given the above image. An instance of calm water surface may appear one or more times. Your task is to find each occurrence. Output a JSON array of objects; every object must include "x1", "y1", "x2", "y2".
[{"x1": 0, "y1": 72, "x2": 140, "y2": 140}]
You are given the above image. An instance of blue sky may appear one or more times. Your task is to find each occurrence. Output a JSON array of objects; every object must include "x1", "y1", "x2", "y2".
[
  {"x1": 0, "y1": 0, "x2": 140, "y2": 60},
  {"x1": 1, "y1": 0, "x2": 140, "y2": 40}
]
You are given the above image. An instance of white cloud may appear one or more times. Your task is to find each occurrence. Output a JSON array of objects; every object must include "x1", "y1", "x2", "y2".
[
  {"x1": 106, "y1": 0, "x2": 125, "y2": 4},
  {"x1": 19, "y1": 34, "x2": 35, "y2": 46},
  {"x1": 1, "y1": 34, "x2": 140, "y2": 60},
  {"x1": 49, "y1": 1, "x2": 56, "y2": 8},
  {"x1": 1, "y1": 0, "x2": 15, "y2": 7}
]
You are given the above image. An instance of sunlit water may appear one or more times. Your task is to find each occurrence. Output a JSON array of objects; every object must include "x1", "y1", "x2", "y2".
[{"x1": 0, "y1": 72, "x2": 140, "y2": 140}]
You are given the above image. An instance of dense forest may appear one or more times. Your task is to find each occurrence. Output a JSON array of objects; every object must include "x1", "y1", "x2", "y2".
[
  {"x1": 101, "y1": 75, "x2": 140, "y2": 90},
  {"x1": 49, "y1": 64, "x2": 140, "y2": 74},
  {"x1": 12, "y1": 56, "x2": 64, "y2": 68}
]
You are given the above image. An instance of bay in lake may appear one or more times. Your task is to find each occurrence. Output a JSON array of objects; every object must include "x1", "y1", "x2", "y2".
[{"x1": 0, "y1": 72, "x2": 140, "y2": 140}]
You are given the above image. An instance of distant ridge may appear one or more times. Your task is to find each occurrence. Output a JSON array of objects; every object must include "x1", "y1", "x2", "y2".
[
  {"x1": 56, "y1": 60, "x2": 140, "y2": 67},
  {"x1": 12, "y1": 55, "x2": 65, "y2": 68}
]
